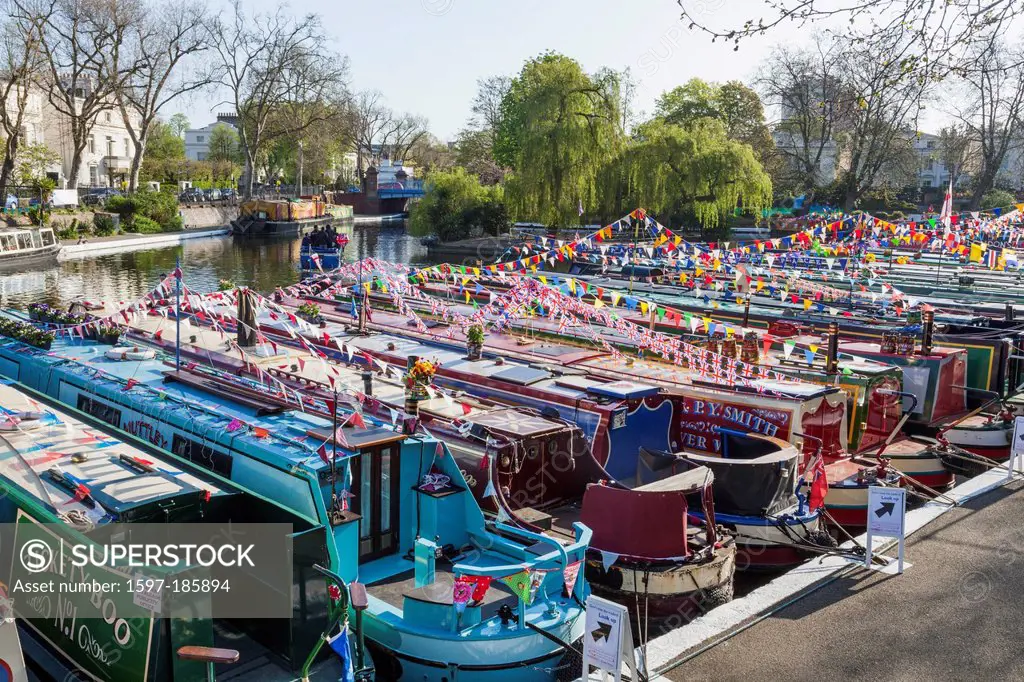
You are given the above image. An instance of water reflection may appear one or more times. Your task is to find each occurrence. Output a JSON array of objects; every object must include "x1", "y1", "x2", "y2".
[{"x1": 0, "y1": 222, "x2": 430, "y2": 308}]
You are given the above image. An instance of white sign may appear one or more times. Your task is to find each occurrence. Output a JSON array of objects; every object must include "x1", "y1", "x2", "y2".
[
  {"x1": 131, "y1": 573, "x2": 163, "y2": 614},
  {"x1": 1008, "y1": 417, "x2": 1024, "y2": 480},
  {"x1": 582, "y1": 595, "x2": 635, "y2": 681},
  {"x1": 867, "y1": 486, "x2": 906, "y2": 538},
  {"x1": 865, "y1": 486, "x2": 908, "y2": 574}
]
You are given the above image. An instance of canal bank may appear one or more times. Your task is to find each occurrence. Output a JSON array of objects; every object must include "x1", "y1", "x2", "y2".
[
  {"x1": 58, "y1": 226, "x2": 229, "y2": 258},
  {"x1": 652, "y1": 471, "x2": 1024, "y2": 681}
]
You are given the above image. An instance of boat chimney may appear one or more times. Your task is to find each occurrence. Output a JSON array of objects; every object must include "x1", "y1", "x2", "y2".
[
  {"x1": 742, "y1": 295, "x2": 751, "y2": 328},
  {"x1": 236, "y1": 287, "x2": 257, "y2": 348},
  {"x1": 826, "y1": 321, "x2": 839, "y2": 375},
  {"x1": 357, "y1": 293, "x2": 367, "y2": 334},
  {"x1": 1006, "y1": 302, "x2": 1015, "y2": 322},
  {"x1": 921, "y1": 309, "x2": 935, "y2": 355},
  {"x1": 362, "y1": 369, "x2": 373, "y2": 396}
]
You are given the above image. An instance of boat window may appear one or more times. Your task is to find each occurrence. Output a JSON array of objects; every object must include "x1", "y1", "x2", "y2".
[
  {"x1": 40, "y1": 230, "x2": 54, "y2": 246},
  {"x1": 171, "y1": 434, "x2": 233, "y2": 477},
  {"x1": 76, "y1": 394, "x2": 122, "y2": 428},
  {"x1": 359, "y1": 451, "x2": 372, "y2": 548},
  {"x1": 16, "y1": 234, "x2": 30, "y2": 249},
  {"x1": 380, "y1": 447, "x2": 392, "y2": 536}
]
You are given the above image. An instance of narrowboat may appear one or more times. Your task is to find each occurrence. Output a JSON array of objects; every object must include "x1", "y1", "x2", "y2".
[{"x1": 0, "y1": 331, "x2": 594, "y2": 682}]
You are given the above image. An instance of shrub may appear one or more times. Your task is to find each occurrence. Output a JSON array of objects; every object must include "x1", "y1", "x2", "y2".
[
  {"x1": 130, "y1": 215, "x2": 163, "y2": 234},
  {"x1": 93, "y1": 213, "x2": 118, "y2": 236},
  {"x1": 981, "y1": 189, "x2": 1016, "y2": 211}
]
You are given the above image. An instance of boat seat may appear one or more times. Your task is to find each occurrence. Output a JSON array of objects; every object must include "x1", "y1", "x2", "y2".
[{"x1": 631, "y1": 466, "x2": 713, "y2": 493}]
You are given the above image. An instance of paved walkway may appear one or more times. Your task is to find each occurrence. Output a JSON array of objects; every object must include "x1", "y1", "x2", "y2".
[{"x1": 661, "y1": 480, "x2": 1024, "y2": 682}]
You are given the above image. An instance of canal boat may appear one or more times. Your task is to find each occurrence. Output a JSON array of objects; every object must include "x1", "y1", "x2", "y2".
[
  {"x1": 0, "y1": 226, "x2": 60, "y2": 267},
  {"x1": 99, "y1": 300, "x2": 743, "y2": 626},
  {"x1": 0, "y1": 378, "x2": 362, "y2": 681},
  {"x1": 0, "y1": 331, "x2": 594, "y2": 682}
]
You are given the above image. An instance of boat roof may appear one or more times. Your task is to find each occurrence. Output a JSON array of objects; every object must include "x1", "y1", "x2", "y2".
[
  {"x1": 0, "y1": 379, "x2": 227, "y2": 523},
  {"x1": 15, "y1": 334, "x2": 412, "y2": 471}
]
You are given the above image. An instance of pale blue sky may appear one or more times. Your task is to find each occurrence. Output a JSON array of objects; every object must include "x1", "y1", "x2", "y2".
[{"x1": 177, "y1": 0, "x2": 785, "y2": 139}]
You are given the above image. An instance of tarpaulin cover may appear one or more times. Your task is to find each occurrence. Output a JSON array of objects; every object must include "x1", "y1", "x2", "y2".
[
  {"x1": 685, "y1": 450, "x2": 798, "y2": 516},
  {"x1": 580, "y1": 484, "x2": 689, "y2": 558}
]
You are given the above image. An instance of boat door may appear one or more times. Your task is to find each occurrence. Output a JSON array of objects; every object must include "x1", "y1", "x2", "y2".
[{"x1": 352, "y1": 443, "x2": 400, "y2": 561}]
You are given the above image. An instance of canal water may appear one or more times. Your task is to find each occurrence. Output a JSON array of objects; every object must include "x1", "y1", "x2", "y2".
[{"x1": 0, "y1": 224, "x2": 430, "y2": 309}]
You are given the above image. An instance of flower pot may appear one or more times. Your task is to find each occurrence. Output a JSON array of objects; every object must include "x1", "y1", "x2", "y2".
[{"x1": 466, "y1": 342, "x2": 483, "y2": 361}]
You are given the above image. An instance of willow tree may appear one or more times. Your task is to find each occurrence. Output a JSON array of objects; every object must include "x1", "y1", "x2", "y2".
[
  {"x1": 603, "y1": 119, "x2": 772, "y2": 228},
  {"x1": 496, "y1": 53, "x2": 623, "y2": 226}
]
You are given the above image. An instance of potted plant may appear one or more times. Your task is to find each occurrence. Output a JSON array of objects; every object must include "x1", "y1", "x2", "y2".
[
  {"x1": 218, "y1": 279, "x2": 236, "y2": 291},
  {"x1": 96, "y1": 325, "x2": 121, "y2": 345},
  {"x1": 403, "y1": 357, "x2": 436, "y2": 413},
  {"x1": 297, "y1": 301, "x2": 323, "y2": 324},
  {"x1": 466, "y1": 324, "x2": 485, "y2": 360}
]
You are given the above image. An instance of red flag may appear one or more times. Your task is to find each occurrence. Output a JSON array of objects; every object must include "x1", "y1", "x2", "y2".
[
  {"x1": 325, "y1": 399, "x2": 336, "y2": 416},
  {"x1": 347, "y1": 412, "x2": 366, "y2": 429},
  {"x1": 317, "y1": 443, "x2": 330, "y2": 466},
  {"x1": 807, "y1": 456, "x2": 828, "y2": 511},
  {"x1": 154, "y1": 329, "x2": 163, "y2": 341},
  {"x1": 461, "y1": 402, "x2": 472, "y2": 416},
  {"x1": 123, "y1": 378, "x2": 139, "y2": 391}
]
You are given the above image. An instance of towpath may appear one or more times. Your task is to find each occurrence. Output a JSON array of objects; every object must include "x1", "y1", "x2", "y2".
[{"x1": 660, "y1": 479, "x2": 1024, "y2": 681}]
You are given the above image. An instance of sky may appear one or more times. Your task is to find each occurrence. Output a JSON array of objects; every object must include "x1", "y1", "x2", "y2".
[{"x1": 174, "y1": 0, "x2": 788, "y2": 139}]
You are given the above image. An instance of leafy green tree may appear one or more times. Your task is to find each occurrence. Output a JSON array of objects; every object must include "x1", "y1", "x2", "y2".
[
  {"x1": 495, "y1": 53, "x2": 624, "y2": 226},
  {"x1": 168, "y1": 113, "x2": 190, "y2": 138},
  {"x1": 145, "y1": 120, "x2": 186, "y2": 160},
  {"x1": 208, "y1": 123, "x2": 240, "y2": 163},
  {"x1": 600, "y1": 119, "x2": 772, "y2": 228},
  {"x1": 16, "y1": 143, "x2": 59, "y2": 186},
  {"x1": 409, "y1": 167, "x2": 507, "y2": 241},
  {"x1": 655, "y1": 79, "x2": 776, "y2": 166}
]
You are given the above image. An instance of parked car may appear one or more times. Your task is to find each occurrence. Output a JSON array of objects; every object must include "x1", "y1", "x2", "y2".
[
  {"x1": 204, "y1": 188, "x2": 222, "y2": 201},
  {"x1": 82, "y1": 188, "x2": 121, "y2": 206},
  {"x1": 178, "y1": 188, "x2": 204, "y2": 203},
  {"x1": 220, "y1": 188, "x2": 237, "y2": 201}
]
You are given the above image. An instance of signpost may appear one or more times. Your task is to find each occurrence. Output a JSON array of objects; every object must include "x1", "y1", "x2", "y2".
[
  {"x1": 582, "y1": 595, "x2": 636, "y2": 682},
  {"x1": 1008, "y1": 416, "x2": 1024, "y2": 481},
  {"x1": 865, "y1": 486, "x2": 908, "y2": 574}
]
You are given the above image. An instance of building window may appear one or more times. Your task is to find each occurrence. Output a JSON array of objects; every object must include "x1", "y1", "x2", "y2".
[
  {"x1": 17, "y1": 127, "x2": 25, "y2": 146},
  {"x1": 196, "y1": 135, "x2": 204, "y2": 143},
  {"x1": 105, "y1": 112, "x2": 111, "y2": 123},
  {"x1": 89, "y1": 165, "x2": 98, "y2": 186},
  {"x1": 927, "y1": 141, "x2": 936, "y2": 149},
  {"x1": 88, "y1": 135, "x2": 95, "y2": 153},
  {"x1": 106, "y1": 136, "x2": 113, "y2": 156},
  {"x1": 197, "y1": 152, "x2": 206, "y2": 161},
  {"x1": 124, "y1": 138, "x2": 129, "y2": 157}
]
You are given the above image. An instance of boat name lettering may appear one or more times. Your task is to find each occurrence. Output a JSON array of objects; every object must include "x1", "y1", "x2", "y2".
[{"x1": 123, "y1": 420, "x2": 168, "y2": 449}]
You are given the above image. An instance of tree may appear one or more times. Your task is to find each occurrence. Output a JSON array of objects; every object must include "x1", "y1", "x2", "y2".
[
  {"x1": 114, "y1": 0, "x2": 209, "y2": 191},
  {"x1": 145, "y1": 119, "x2": 185, "y2": 159},
  {"x1": 945, "y1": 36, "x2": 1024, "y2": 209},
  {"x1": 406, "y1": 133, "x2": 455, "y2": 176},
  {"x1": 469, "y1": 75, "x2": 510, "y2": 150},
  {"x1": 496, "y1": 53, "x2": 624, "y2": 226},
  {"x1": 757, "y1": 41, "x2": 849, "y2": 193},
  {"x1": 38, "y1": 0, "x2": 138, "y2": 188},
  {"x1": 16, "y1": 142, "x2": 59, "y2": 185},
  {"x1": 168, "y1": 112, "x2": 189, "y2": 137},
  {"x1": 209, "y1": 0, "x2": 350, "y2": 198},
  {"x1": 0, "y1": 0, "x2": 50, "y2": 199},
  {"x1": 655, "y1": 78, "x2": 776, "y2": 172},
  {"x1": 409, "y1": 167, "x2": 507, "y2": 241},
  {"x1": 759, "y1": 33, "x2": 927, "y2": 209},
  {"x1": 675, "y1": 0, "x2": 1020, "y2": 74},
  {"x1": 207, "y1": 122, "x2": 240, "y2": 162},
  {"x1": 936, "y1": 125, "x2": 976, "y2": 190},
  {"x1": 454, "y1": 128, "x2": 505, "y2": 184},
  {"x1": 351, "y1": 89, "x2": 391, "y2": 178},
  {"x1": 599, "y1": 119, "x2": 772, "y2": 228}
]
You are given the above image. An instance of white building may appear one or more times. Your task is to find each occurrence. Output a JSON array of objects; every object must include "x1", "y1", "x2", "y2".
[
  {"x1": 37, "y1": 84, "x2": 139, "y2": 188},
  {"x1": 185, "y1": 114, "x2": 238, "y2": 161}
]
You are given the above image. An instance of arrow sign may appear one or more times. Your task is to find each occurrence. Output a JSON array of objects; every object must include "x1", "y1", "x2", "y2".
[
  {"x1": 591, "y1": 621, "x2": 612, "y2": 642},
  {"x1": 875, "y1": 501, "x2": 895, "y2": 517}
]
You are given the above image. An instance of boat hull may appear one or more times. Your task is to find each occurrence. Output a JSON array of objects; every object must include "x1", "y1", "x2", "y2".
[{"x1": 584, "y1": 542, "x2": 736, "y2": 635}]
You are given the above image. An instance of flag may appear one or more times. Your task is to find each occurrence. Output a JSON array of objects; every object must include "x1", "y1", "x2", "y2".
[
  {"x1": 327, "y1": 623, "x2": 356, "y2": 682},
  {"x1": 317, "y1": 442, "x2": 330, "y2": 466},
  {"x1": 939, "y1": 179, "x2": 953, "y2": 232},
  {"x1": 807, "y1": 455, "x2": 828, "y2": 511},
  {"x1": 563, "y1": 561, "x2": 581, "y2": 596},
  {"x1": 499, "y1": 569, "x2": 532, "y2": 602}
]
